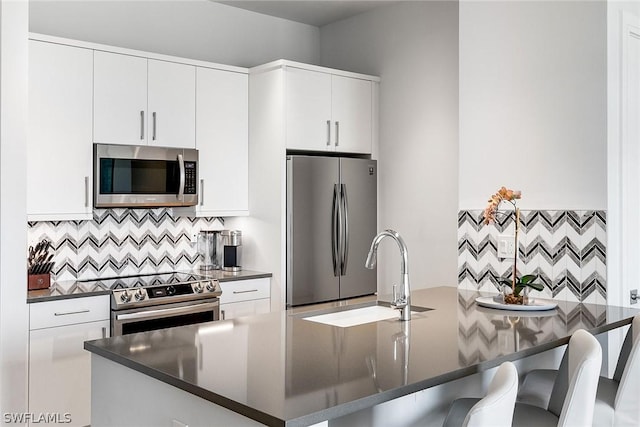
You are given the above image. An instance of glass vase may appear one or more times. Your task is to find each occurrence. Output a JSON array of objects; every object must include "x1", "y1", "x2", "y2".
[{"x1": 502, "y1": 284, "x2": 530, "y2": 305}]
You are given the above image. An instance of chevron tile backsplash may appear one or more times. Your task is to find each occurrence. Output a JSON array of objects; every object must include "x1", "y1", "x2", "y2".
[
  {"x1": 458, "y1": 210, "x2": 606, "y2": 304},
  {"x1": 27, "y1": 209, "x2": 223, "y2": 281}
]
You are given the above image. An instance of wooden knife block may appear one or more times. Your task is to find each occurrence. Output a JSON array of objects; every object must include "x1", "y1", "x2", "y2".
[{"x1": 28, "y1": 274, "x2": 50, "y2": 290}]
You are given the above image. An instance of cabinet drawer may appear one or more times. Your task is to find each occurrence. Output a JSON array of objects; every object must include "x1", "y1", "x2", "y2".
[
  {"x1": 219, "y1": 278, "x2": 270, "y2": 304},
  {"x1": 30, "y1": 295, "x2": 110, "y2": 330}
]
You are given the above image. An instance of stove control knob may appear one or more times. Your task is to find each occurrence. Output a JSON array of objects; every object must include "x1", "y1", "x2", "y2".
[
  {"x1": 166, "y1": 285, "x2": 176, "y2": 296},
  {"x1": 206, "y1": 281, "x2": 217, "y2": 292},
  {"x1": 134, "y1": 289, "x2": 145, "y2": 301},
  {"x1": 194, "y1": 283, "x2": 203, "y2": 293},
  {"x1": 120, "y1": 290, "x2": 131, "y2": 303}
]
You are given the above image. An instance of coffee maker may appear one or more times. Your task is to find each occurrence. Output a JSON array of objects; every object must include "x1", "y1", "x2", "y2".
[
  {"x1": 197, "y1": 230, "x2": 222, "y2": 271},
  {"x1": 221, "y1": 230, "x2": 242, "y2": 272}
]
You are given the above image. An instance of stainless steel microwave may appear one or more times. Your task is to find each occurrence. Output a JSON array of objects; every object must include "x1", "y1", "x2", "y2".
[{"x1": 94, "y1": 143, "x2": 198, "y2": 208}]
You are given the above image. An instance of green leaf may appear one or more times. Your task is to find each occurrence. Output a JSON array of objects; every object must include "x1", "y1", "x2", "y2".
[
  {"x1": 514, "y1": 284, "x2": 525, "y2": 296},
  {"x1": 499, "y1": 278, "x2": 513, "y2": 287},
  {"x1": 526, "y1": 282, "x2": 544, "y2": 292},
  {"x1": 520, "y1": 274, "x2": 537, "y2": 285}
]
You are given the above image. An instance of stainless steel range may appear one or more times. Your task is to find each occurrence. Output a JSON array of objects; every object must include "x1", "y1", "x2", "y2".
[{"x1": 82, "y1": 272, "x2": 222, "y2": 336}]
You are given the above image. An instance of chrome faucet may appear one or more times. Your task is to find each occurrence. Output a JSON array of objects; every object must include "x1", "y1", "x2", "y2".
[{"x1": 365, "y1": 229, "x2": 411, "y2": 321}]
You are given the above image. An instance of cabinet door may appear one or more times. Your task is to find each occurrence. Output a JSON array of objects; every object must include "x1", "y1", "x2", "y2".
[
  {"x1": 28, "y1": 41, "x2": 93, "y2": 221},
  {"x1": 94, "y1": 51, "x2": 147, "y2": 145},
  {"x1": 220, "y1": 299, "x2": 270, "y2": 320},
  {"x1": 331, "y1": 75, "x2": 372, "y2": 154},
  {"x1": 148, "y1": 59, "x2": 196, "y2": 148},
  {"x1": 29, "y1": 320, "x2": 109, "y2": 427},
  {"x1": 285, "y1": 67, "x2": 332, "y2": 151},
  {"x1": 195, "y1": 67, "x2": 248, "y2": 215}
]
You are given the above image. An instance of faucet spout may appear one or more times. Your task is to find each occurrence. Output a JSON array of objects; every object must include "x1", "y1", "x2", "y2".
[{"x1": 365, "y1": 229, "x2": 411, "y2": 321}]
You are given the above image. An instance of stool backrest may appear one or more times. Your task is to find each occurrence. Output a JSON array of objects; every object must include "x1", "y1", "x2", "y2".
[
  {"x1": 463, "y1": 361, "x2": 518, "y2": 427},
  {"x1": 557, "y1": 329, "x2": 602, "y2": 427}
]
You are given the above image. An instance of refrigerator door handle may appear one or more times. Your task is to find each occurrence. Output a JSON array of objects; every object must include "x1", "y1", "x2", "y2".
[
  {"x1": 340, "y1": 184, "x2": 349, "y2": 275},
  {"x1": 331, "y1": 184, "x2": 340, "y2": 277}
]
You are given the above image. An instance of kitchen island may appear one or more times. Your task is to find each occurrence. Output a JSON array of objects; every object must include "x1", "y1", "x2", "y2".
[{"x1": 85, "y1": 287, "x2": 639, "y2": 427}]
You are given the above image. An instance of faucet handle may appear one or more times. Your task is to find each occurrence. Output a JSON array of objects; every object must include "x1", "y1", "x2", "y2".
[{"x1": 391, "y1": 285, "x2": 407, "y2": 308}]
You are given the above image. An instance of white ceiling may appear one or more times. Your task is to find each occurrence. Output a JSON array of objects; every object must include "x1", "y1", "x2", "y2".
[{"x1": 215, "y1": 1, "x2": 400, "y2": 27}]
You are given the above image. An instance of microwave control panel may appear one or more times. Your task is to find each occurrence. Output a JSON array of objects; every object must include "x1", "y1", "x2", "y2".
[{"x1": 185, "y1": 162, "x2": 197, "y2": 194}]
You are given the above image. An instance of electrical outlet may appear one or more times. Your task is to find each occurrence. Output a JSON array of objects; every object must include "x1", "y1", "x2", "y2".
[
  {"x1": 497, "y1": 235, "x2": 516, "y2": 259},
  {"x1": 631, "y1": 289, "x2": 638, "y2": 305},
  {"x1": 190, "y1": 227, "x2": 199, "y2": 245}
]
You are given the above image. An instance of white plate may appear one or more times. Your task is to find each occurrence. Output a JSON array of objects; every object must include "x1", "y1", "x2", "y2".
[{"x1": 475, "y1": 296, "x2": 558, "y2": 311}]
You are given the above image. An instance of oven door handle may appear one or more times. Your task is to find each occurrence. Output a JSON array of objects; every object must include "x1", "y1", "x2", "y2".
[{"x1": 115, "y1": 302, "x2": 218, "y2": 322}]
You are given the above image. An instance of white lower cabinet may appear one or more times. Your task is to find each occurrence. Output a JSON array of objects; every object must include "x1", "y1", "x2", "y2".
[
  {"x1": 219, "y1": 278, "x2": 270, "y2": 320},
  {"x1": 220, "y1": 298, "x2": 271, "y2": 320},
  {"x1": 28, "y1": 296, "x2": 110, "y2": 427}
]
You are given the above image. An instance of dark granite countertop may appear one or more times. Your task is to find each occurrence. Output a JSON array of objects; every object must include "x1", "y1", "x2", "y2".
[
  {"x1": 27, "y1": 269, "x2": 272, "y2": 303},
  {"x1": 84, "y1": 286, "x2": 640, "y2": 427}
]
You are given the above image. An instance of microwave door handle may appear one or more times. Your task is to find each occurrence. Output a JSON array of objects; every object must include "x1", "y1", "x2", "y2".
[{"x1": 178, "y1": 153, "x2": 185, "y2": 200}]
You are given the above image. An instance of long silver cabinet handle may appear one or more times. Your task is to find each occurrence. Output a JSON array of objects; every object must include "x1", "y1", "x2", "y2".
[
  {"x1": 140, "y1": 111, "x2": 145, "y2": 140},
  {"x1": 232, "y1": 289, "x2": 258, "y2": 294},
  {"x1": 54, "y1": 309, "x2": 90, "y2": 317},
  {"x1": 221, "y1": 310, "x2": 226, "y2": 320},
  {"x1": 102, "y1": 327, "x2": 107, "y2": 339},
  {"x1": 84, "y1": 176, "x2": 90, "y2": 207},
  {"x1": 335, "y1": 121, "x2": 340, "y2": 146},
  {"x1": 152, "y1": 112, "x2": 157, "y2": 141},
  {"x1": 326, "y1": 120, "x2": 331, "y2": 146}
]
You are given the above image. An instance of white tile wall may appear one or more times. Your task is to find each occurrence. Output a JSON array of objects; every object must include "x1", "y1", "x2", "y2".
[
  {"x1": 27, "y1": 208, "x2": 224, "y2": 281},
  {"x1": 458, "y1": 210, "x2": 606, "y2": 303}
]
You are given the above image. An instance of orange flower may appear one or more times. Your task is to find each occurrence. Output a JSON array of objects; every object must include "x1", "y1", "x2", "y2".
[{"x1": 483, "y1": 187, "x2": 521, "y2": 224}]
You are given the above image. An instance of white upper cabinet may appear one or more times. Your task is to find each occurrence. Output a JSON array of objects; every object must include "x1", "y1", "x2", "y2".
[
  {"x1": 331, "y1": 75, "x2": 373, "y2": 154},
  {"x1": 147, "y1": 59, "x2": 196, "y2": 148},
  {"x1": 285, "y1": 67, "x2": 332, "y2": 151},
  {"x1": 28, "y1": 40, "x2": 94, "y2": 221},
  {"x1": 93, "y1": 51, "x2": 147, "y2": 146},
  {"x1": 93, "y1": 51, "x2": 196, "y2": 148},
  {"x1": 194, "y1": 67, "x2": 249, "y2": 216},
  {"x1": 28, "y1": 33, "x2": 251, "y2": 218},
  {"x1": 285, "y1": 66, "x2": 373, "y2": 154}
]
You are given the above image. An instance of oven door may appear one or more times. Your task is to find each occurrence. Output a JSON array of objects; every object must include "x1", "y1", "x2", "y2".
[{"x1": 111, "y1": 298, "x2": 219, "y2": 336}]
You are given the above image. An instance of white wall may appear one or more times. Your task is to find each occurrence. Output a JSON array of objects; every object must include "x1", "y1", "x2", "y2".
[
  {"x1": 459, "y1": 0, "x2": 607, "y2": 211},
  {"x1": 320, "y1": 2, "x2": 460, "y2": 292},
  {"x1": 29, "y1": 0, "x2": 320, "y2": 68},
  {"x1": 1, "y1": 0, "x2": 29, "y2": 416}
]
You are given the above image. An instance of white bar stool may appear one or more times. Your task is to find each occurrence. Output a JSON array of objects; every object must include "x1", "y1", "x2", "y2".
[
  {"x1": 518, "y1": 315, "x2": 640, "y2": 426},
  {"x1": 444, "y1": 329, "x2": 601, "y2": 427},
  {"x1": 442, "y1": 361, "x2": 518, "y2": 427}
]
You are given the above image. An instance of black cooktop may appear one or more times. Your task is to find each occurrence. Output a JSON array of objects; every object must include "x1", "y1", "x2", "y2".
[{"x1": 79, "y1": 272, "x2": 208, "y2": 290}]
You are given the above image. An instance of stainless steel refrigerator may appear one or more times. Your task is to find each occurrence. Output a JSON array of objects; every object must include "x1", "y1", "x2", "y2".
[{"x1": 286, "y1": 155, "x2": 377, "y2": 306}]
